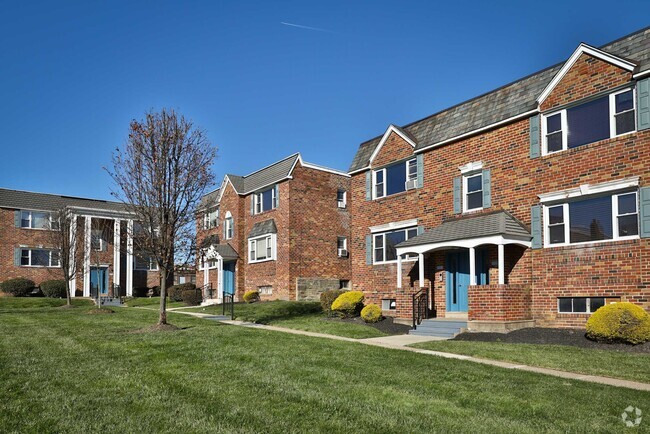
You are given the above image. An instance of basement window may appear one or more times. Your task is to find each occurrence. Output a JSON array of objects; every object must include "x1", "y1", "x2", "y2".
[
  {"x1": 557, "y1": 297, "x2": 607, "y2": 313},
  {"x1": 382, "y1": 299, "x2": 397, "y2": 311}
]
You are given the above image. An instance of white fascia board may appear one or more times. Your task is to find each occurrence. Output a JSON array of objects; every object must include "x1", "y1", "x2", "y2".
[
  {"x1": 537, "y1": 43, "x2": 636, "y2": 105},
  {"x1": 217, "y1": 176, "x2": 237, "y2": 202},
  {"x1": 348, "y1": 166, "x2": 370, "y2": 176},
  {"x1": 369, "y1": 218, "x2": 419, "y2": 233},
  {"x1": 633, "y1": 69, "x2": 650, "y2": 79},
  {"x1": 368, "y1": 125, "x2": 417, "y2": 166},
  {"x1": 300, "y1": 159, "x2": 350, "y2": 177},
  {"x1": 538, "y1": 176, "x2": 639, "y2": 203}
]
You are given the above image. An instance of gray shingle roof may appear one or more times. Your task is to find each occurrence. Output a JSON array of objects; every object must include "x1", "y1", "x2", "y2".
[
  {"x1": 212, "y1": 243, "x2": 239, "y2": 260},
  {"x1": 248, "y1": 219, "x2": 277, "y2": 238},
  {"x1": 228, "y1": 154, "x2": 299, "y2": 195},
  {"x1": 199, "y1": 234, "x2": 220, "y2": 248},
  {"x1": 396, "y1": 211, "x2": 530, "y2": 248},
  {"x1": 349, "y1": 27, "x2": 650, "y2": 172},
  {"x1": 199, "y1": 188, "x2": 220, "y2": 211},
  {"x1": 0, "y1": 188, "x2": 128, "y2": 213}
]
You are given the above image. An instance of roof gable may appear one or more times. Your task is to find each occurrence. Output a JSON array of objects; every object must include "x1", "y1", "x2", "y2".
[{"x1": 368, "y1": 125, "x2": 417, "y2": 167}]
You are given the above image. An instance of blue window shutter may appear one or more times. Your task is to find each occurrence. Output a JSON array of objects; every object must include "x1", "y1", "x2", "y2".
[
  {"x1": 637, "y1": 78, "x2": 650, "y2": 131},
  {"x1": 416, "y1": 154, "x2": 424, "y2": 188},
  {"x1": 14, "y1": 210, "x2": 21, "y2": 227},
  {"x1": 529, "y1": 114, "x2": 540, "y2": 158},
  {"x1": 14, "y1": 247, "x2": 21, "y2": 266},
  {"x1": 531, "y1": 205, "x2": 542, "y2": 249},
  {"x1": 365, "y1": 235, "x2": 372, "y2": 265},
  {"x1": 417, "y1": 225, "x2": 424, "y2": 236},
  {"x1": 640, "y1": 187, "x2": 650, "y2": 238},
  {"x1": 482, "y1": 169, "x2": 491, "y2": 209},
  {"x1": 274, "y1": 184, "x2": 280, "y2": 208},
  {"x1": 365, "y1": 171, "x2": 372, "y2": 200},
  {"x1": 453, "y1": 177, "x2": 461, "y2": 214}
]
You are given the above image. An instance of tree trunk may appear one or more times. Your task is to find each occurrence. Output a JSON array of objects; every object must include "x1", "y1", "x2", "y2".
[
  {"x1": 65, "y1": 277, "x2": 72, "y2": 306},
  {"x1": 158, "y1": 269, "x2": 168, "y2": 325}
]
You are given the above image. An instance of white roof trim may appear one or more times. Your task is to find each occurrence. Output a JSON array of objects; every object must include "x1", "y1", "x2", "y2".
[
  {"x1": 368, "y1": 125, "x2": 417, "y2": 166},
  {"x1": 396, "y1": 235, "x2": 531, "y2": 256},
  {"x1": 369, "y1": 218, "x2": 418, "y2": 233},
  {"x1": 633, "y1": 69, "x2": 650, "y2": 79},
  {"x1": 537, "y1": 43, "x2": 636, "y2": 105},
  {"x1": 298, "y1": 157, "x2": 350, "y2": 177},
  {"x1": 538, "y1": 176, "x2": 639, "y2": 203},
  {"x1": 217, "y1": 176, "x2": 237, "y2": 202},
  {"x1": 348, "y1": 166, "x2": 370, "y2": 175}
]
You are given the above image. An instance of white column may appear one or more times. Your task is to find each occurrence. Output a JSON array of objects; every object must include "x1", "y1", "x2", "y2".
[
  {"x1": 113, "y1": 219, "x2": 121, "y2": 294},
  {"x1": 70, "y1": 214, "x2": 77, "y2": 297},
  {"x1": 498, "y1": 243, "x2": 505, "y2": 285},
  {"x1": 418, "y1": 253, "x2": 425, "y2": 288},
  {"x1": 469, "y1": 247, "x2": 476, "y2": 286},
  {"x1": 83, "y1": 216, "x2": 92, "y2": 297},
  {"x1": 217, "y1": 258, "x2": 223, "y2": 302},
  {"x1": 126, "y1": 219, "x2": 134, "y2": 296},
  {"x1": 396, "y1": 254, "x2": 402, "y2": 288}
]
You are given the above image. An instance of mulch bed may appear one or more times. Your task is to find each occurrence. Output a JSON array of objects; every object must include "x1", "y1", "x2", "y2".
[
  {"x1": 87, "y1": 308, "x2": 115, "y2": 315},
  {"x1": 454, "y1": 328, "x2": 650, "y2": 354},
  {"x1": 323, "y1": 316, "x2": 412, "y2": 335}
]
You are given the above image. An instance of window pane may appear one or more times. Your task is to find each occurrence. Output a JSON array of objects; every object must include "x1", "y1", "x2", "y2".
[
  {"x1": 615, "y1": 90, "x2": 633, "y2": 112},
  {"x1": 21, "y1": 211, "x2": 30, "y2": 228},
  {"x1": 467, "y1": 174, "x2": 482, "y2": 193},
  {"x1": 546, "y1": 113, "x2": 561, "y2": 132},
  {"x1": 267, "y1": 237, "x2": 272, "y2": 257},
  {"x1": 548, "y1": 206, "x2": 564, "y2": 224},
  {"x1": 407, "y1": 159, "x2": 417, "y2": 180},
  {"x1": 337, "y1": 190, "x2": 345, "y2": 201},
  {"x1": 467, "y1": 191, "x2": 483, "y2": 210},
  {"x1": 590, "y1": 297, "x2": 605, "y2": 312},
  {"x1": 385, "y1": 231, "x2": 405, "y2": 261},
  {"x1": 406, "y1": 228, "x2": 417, "y2": 239},
  {"x1": 567, "y1": 96, "x2": 610, "y2": 148},
  {"x1": 386, "y1": 162, "x2": 406, "y2": 196},
  {"x1": 261, "y1": 189, "x2": 273, "y2": 211},
  {"x1": 618, "y1": 215, "x2": 639, "y2": 237},
  {"x1": 21, "y1": 250, "x2": 29, "y2": 265},
  {"x1": 32, "y1": 212, "x2": 49, "y2": 229},
  {"x1": 31, "y1": 249, "x2": 49, "y2": 266},
  {"x1": 549, "y1": 225, "x2": 565, "y2": 244},
  {"x1": 569, "y1": 196, "x2": 612, "y2": 243},
  {"x1": 558, "y1": 298, "x2": 572, "y2": 312},
  {"x1": 573, "y1": 298, "x2": 587, "y2": 313},
  {"x1": 50, "y1": 251, "x2": 60, "y2": 266},
  {"x1": 615, "y1": 111, "x2": 635, "y2": 135},
  {"x1": 374, "y1": 235, "x2": 384, "y2": 262},
  {"x1": 547, "y1": 132, "x2": 563, "y2": 152},
  {"x1": 618, "y1": 193, "x2": 636, "y2": 214}
]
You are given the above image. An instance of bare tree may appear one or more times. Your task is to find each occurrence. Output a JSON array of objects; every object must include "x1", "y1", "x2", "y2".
[
  {"x1": 46, "y1": 207, "x2": 79, "y2": 306},
  {"x1": 106, "y1": 108, "x2": 216, "y2": 325}
]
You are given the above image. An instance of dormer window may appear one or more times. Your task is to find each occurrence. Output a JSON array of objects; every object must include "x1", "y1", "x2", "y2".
[{"x1": 373, "y1": 158, "x2": 417, "y2": 199}]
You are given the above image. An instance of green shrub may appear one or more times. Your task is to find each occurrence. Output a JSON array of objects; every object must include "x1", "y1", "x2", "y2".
[
  {"x1": 320, "y1": 289, "x2": 346, "y2": 315},
  {"x1": 1, "y1": 278, "x2": 35, "y2": 297},
  {"x1": 243, "y1": 290, "x2": 260, "y2": 303},
  {"x1": 169, "y1": 283, "x2": 196, "y2": 301},
  {"x1": 331, "y1": 291, "x2": 364, "y2": 317},
  {"x1": 586, "y1": 302, "x2": 650, "y2": 345},
  {"x1": 132, "y1": 287, "x2": 148, "y2": 297},
  {"x1": 40, "y1": 280, "x2": 67, "y2": 298},
  {"x1": 361, "y1": 304, "x2": 382, "y2": 323},
  {"x1": 181, "y1": 288, "x2": 202, "y2": 306},
  {"x1": 148, "y1": 286, "x2": 161, "y2": 297}
]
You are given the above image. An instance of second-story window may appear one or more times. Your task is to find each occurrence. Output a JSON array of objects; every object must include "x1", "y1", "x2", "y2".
[
  {"x1": 20, "y1": 210, "x2": 58, "y2": 230},
  {"x1": 463, "y1": 172, "x2": 483, "y2": 212},
  {"x1": 224, "y1": 214, "x2": 233, "y2": 239},
  {"x1": 337, "y1": 189, "x2": 347, "y2": 208},
  {"x1": 254, "y1": 186, "x2": 277, "y2": 214},
  {"x1": 91, "y1": 229, "x2": 107, "y2": 251},
  {"x1": 203, "y1": 207, "x2": 219, "y2": 229},
  {"x1": 373, "y1": 158, "x2": 417, "y2": 199},
  {"x1": 337, "y1": 237, "x2": 348, "y2": 257}
]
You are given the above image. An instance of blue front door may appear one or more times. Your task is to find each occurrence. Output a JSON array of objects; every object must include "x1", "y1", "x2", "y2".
[
  {"x1": 445, "y1": 249, "x2": 489, "y2": 312},
  {"x1": 223, "y1": 262, "x2": 235, "y2": 296},
  {"x1": 90, "y1": 267, "x2": 108, "y2": 296}
]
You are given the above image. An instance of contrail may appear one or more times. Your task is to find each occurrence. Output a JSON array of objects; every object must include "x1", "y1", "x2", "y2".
[{"x1": 280, "y1": 21, "x2": 332, "y2": 33}]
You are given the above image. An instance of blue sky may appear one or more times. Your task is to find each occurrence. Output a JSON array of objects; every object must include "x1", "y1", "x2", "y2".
[{"x1": 0, "y1": 1, "x2": 648, "y2": 200}]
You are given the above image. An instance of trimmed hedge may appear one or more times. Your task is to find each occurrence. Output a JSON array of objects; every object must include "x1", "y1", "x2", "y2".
[
  {"x1": 586, "y1": 302, "x2": 650, "y2": 345},
  {"x1": 40, "y1": 280, "x2": 67, "y2": 298},
  {"x1": 169, "y1": 283, "x2": 196, "y2": 302},
  {"x1": 361, "y1": 304, "x2": 382, "y2": 323},
  {"x1": 181, "y1": 289, "x2": 202, "y2": 306},
  {"x1": 243, "y1": 290, "x2": 260, "y2": 303},
  {"x1": 320, "y1": 289, "x2": 346, "y2": 315},
  {"x1": 331, "y1": 291, "x2": 364, "y2": 317},
  {"x1": 1, "y1": 278, "x2": 35, "y2": 297}
]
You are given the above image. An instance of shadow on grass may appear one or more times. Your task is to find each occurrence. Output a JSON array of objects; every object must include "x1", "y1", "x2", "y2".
[{"x1": 232, "y1": 301, "x2": 322, "y2": 324}]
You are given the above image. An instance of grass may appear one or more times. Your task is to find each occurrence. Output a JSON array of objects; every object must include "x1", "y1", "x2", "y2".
[
  {"x1": 0, "y1": 296, "x2": 92, "y2": 312},
  {"x1": 410, "y1": 340, "x2": 650, "y2": 383},
  {"x1": 0, "y1": 302, "x2": 648, "y2": 433},
  {"x1": 123, "y1": 296, "x2": 188, "y2": 309},
  {"x1": 182, "y1": 300, "x2": 388, "y2": 339}
]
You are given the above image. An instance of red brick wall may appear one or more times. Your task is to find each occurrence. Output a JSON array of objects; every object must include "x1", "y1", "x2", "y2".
[
  {"x1": 373, "y1": 130, "x2": 415, "y2": 167},
  {"x1": 468, "y1": 284, "x2": 532, "y2": 322}
]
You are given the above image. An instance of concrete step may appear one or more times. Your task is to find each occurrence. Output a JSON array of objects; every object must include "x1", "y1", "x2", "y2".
[{"x1": 409, "y1": 319, "x2": 467, "y2": 338}]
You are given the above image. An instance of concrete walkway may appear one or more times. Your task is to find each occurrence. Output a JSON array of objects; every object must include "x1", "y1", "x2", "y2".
[{"x1": 148, "y1": 307, "x2": 650, "y2": 392}]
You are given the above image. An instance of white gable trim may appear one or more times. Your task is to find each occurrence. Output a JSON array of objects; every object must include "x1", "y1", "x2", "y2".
[
  {"x1": 296, "y1": 155, "x2": 350, "y2": 177},
  {"x1": 537, "y1": 43, "x2": 636, "y2": 105},
  {"x1": 217, "y1": 176, "x2": 237, "y2": 202},
  {"x1": 368, "y1": 125, "x2": 417, "y2": 166}
]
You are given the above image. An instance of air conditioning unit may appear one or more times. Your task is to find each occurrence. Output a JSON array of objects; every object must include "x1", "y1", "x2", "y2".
[
  {"x1": 405, "y1": 179, "x2": 417, "y2": 190},
  {"x1": 338, "y1": 248, "x2": 348, "y2": 257},
  {"x1": 337, "y1": 200, "x2": 346, "y2": 208}
]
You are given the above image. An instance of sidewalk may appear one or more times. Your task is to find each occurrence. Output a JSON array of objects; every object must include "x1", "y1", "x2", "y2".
[{"x1": 159, "y1": 308, "x2": 650, "y2": 392}]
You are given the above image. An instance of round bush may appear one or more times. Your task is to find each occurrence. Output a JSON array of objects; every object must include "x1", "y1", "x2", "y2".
[
  {"x1": 586, "y1": 302, "x2": 650, "y2": 345},
  {"x1": 320, "y1": 289, "x2": 345, "y2": 313},
  {"x1": 1, "y1": 278, "x2": 35, "y2": 297},
  {"x1": 181, "y1": 288, "x2": 202, "y2": 306},
  {"x1": 361, "y1": 304, "x2": 382, "y2": 323},
  {"x1": 243, "y1": 290, "x2": 260, "y2": 303},
  {"x1": 40, "y1": 280, "x2": 67, "y2": 298},
  {"x1": 169, "y1": 283, "x2": 196, "y2": 301},
  {"x1": 331, "y1": 291, "x2": 364, "y2": 317}
]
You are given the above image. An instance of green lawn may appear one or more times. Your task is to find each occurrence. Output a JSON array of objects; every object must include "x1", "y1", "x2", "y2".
[
  {"x1": 1, "y1": 301, "x2": 648, "y2": 433},
  {"x1": 410, "y1": 340, "x2": 650, "y2": 383},
  {"x1": 181, "y1": 300, "x2": 388, "y2": 338},
  {"x1": 123, "y1": 296, "x2": 188, "y2": 309},
  {"x1": 0, "y1": 296, "x2": 92, "y2": 311}
]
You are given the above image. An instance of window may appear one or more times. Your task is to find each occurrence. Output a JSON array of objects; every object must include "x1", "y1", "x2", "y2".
[
  {"x1": 558, "y1": 297, "x2": 607, "y2": 313},
  {"x1": 463, "y1": 172, "x2": 483, "y2": 212},
  {"x1": 373, "y1": 227, "x2": 418, "y2": 263},
  {"x1": 134, "y1": 254, "x2": 158, "y2": 271},
  {"x1": 20, "y1": 248, "x2": 59, "y2": 267},
  {"x1": 544, "y1": 191, "x2": 638, "y2": 246},
  {"x1": 91, "y1": 229, "x2": 107, "y2": 251},
  {"x1": 20, "y1": 210, "x2": 57, "y2": 230},
  {"x1": 337, "y1": 189, "x2": 347, "y2": 208},
  {"x1": 224, "y1": 216, "x2": 233, "y2": 239},
  {"x1": 337, "y1": 237, "x2": 348, "y2": 257},
  {"x1": 373, "y1": 158, "x2": 417, "y2": 199},
  {"x1": 203, "y1": 208, "x2": 219, "y2": 229},
  {"x1": 254, "y1": 187, "x2": 277, "y2": 214},
  {"x1": 542, "y1": 89, "x2": 636, "y2": 154},
  {"x1": 259, "y1": 286, "x2": 273, "y2": 295},
  {"x1": 339, "y1": 280, "x2": 350, "y2": 290},
  {"x1": 382, "y1": 299, "x2": 397, "y2": 310},
  {"x1": 199, "y1": 256, "x2": 217, "y2": 270},
  {"x1": 249, "y1": 234, "x2": 275, "y2": 263}
]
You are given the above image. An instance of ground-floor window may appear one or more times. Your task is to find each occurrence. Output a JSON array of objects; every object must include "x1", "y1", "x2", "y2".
[
  {"x1": 557, "y1": 297, "x2": 610, "y2": 313},
  {"x1": 339, "y1": 280, "x2": 350, "y2": 290},
  {"x1": 258, "y1": 285, "x2": 272, "y2": 295},
  {"x1": 20, "y1": 248, "x2": 60, "y2": 267},
  {"x1": 382, "y1": 299, "x2": 397, "y2": 310},
  {"x1": 373, "y1": 227, "x2": 418, "y2": 263}
]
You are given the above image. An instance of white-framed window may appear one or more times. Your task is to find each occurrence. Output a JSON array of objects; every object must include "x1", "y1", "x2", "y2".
[
  {"x1": 203, "y1": 207, "x2": 219, "y2": 229},
  {"x1": 91, "y1": 229, "x2": 107, "y2": 251},
  {"x1": 544, "y1": 191, "x2": 639, "y2": 247},
  {"x1": 199, "y1": 256, "x2": 217, "y2": 270},
  {"x1": 463, "y1": 172, "x2": 483, "y2": 212},
  {"x1": 558, "y1": 297, "x2": 609, "y2": 314},
  {"x1": 248, "y1": 234, "x2": 276, "y2": 263},
  {"x1": 20, "y1": 210, "x2": 58, "y2": 230},
  {"x1": 381, "y1": 299, "x2": 397, "y2": 310},
  {"x1": 373, "y1": 227, "x2": 418, "y2": 264},
  {"x1": 20, "y1": 248, "x2": 60, "y2": 267},
  {"x1": 542, "y1": 88, "x2": 636, "y2": 155},
  {"x1": 259, "y1": 285, "x2": 273, "y2": 295},
  {"x1": 372, "y1": 158, "x2": 417, "y2": 199},
  {"x1": 224, "y1": 213, "x2": 233, "y2": 240},
  {"x1": 337, "y1": 237, "x2": 348, "y2": 257},
  {"x1": 339, "y1": 280, "x2": 350, "y2": 290},
  {"x1": 254, "y1": 186, "x2": 277, "y2": 214},
  {"x1": 134, "y1": 254, "x2": 158, "y2": 271},
  {"x1": 337, "y1": 189, "x2": 347, "y2": 208}
]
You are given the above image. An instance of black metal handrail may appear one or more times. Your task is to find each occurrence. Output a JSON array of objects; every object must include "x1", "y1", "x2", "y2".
[
  {"x1": 412, "y1": 288, "x2": 429, "y2": 330},
  {"x1": 222, "y1": 292, "x2": 234, "y2": 320},
  {"x1": 198, "y1": 283, "x2": 213, "y2": 302}
]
